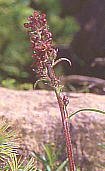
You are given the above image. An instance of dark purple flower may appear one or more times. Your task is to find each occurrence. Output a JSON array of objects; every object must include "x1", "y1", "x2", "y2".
[{"x1": 24, "y1": 11, "x2": 59, "y2": 87}]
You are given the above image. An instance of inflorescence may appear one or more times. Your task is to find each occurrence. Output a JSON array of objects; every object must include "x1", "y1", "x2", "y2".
[{"x1": 24, "y1": 11, "x2": 59, "y2": 88}]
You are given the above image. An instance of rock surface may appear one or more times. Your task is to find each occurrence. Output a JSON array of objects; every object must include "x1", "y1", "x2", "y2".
[{"x1": 0, "y1": 87, "x2": 105, "y2": 170}]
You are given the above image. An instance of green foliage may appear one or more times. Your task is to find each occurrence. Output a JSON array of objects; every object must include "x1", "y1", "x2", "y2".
[
  {"x1": 18, "y1": 83, "x2": 33, "y2": 90},
  {"x1": 31, "y1": 144, "x2": 68, "y2": 171},
  {"x1": 7, "y1": 154, "x2": 36, "y2": 171},
  {"x1": 0, "y1": 0, "x2": 33, "y2": 82},
  {"x1": 49, "y1": 15, "x2": 80, "y2": 44},
  {"x1": 35, "y1": 0, "x2": 80, "y2": 44},
  {"x1": 0, "y1": 121, "x2": 37, "y2": 170},
  {"x1": 34, "y1": 0, "x2": 61, "y2": 16},
  {"x1": 0, "y1": 122, "x2": 18, "y2": 161},
  {"x1": 1, "y1": 78, "x2": 33, "y2": 90},
  {"x1": 1, "y1": 78, "x2": 17, "y2": 89},
  {"x1": 0, "y1": 0, "x2": 79, "y2": 87}
]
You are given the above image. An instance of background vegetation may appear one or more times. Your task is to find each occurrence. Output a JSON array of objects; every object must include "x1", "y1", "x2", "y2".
[{"x1": 0, "y1": 0, "x2": 80, "y2": 89}]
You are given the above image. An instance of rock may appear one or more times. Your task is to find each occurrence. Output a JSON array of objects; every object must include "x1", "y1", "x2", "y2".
[{"x1": 0, "y1": 87, "x2": 105, "y2": 170}]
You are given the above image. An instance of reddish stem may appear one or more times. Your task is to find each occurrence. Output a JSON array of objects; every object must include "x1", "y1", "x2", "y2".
[
  {"x1": 45, "y1": 62, "x2": 75, "y2": 170},
  {"x1": 55, "y1": 90, "x2": 75, "y2": 171}
]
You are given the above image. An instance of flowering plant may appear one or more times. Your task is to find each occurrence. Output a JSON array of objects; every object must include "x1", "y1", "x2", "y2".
[
  {"x1": 24, "y1": 12, "x2": 71, "y2": 89},
  {"x1": 24, "y1": 11, "x2": 75, "y2": 171}
]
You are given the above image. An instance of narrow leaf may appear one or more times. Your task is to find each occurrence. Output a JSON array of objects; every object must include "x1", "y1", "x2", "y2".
[
  {"x1": 31, "y1": 152, "x2": 47, "y2": 164},
  {"x1": 68, "y1": 108, "x2": 105, "y2": 118},
  {"x1": 56, "y1": 158, "x2": 68, "y2": 171}
]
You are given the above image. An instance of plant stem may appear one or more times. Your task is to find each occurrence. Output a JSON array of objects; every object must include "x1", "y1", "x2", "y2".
[
  {"x1": 55, "y1": 89, "x2": 75, "y2": 171},
  {"x1": 45, "y1": 62, "x2": 75, "y2": 170}
]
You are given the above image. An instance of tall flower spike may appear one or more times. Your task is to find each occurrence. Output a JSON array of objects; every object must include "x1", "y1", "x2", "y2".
[
  {"x1": 24, "y1": 11, "x2": 75, "y2": 171},
  {"x1": 24, "y1": 11, "x2": 59, "y2": 88}
]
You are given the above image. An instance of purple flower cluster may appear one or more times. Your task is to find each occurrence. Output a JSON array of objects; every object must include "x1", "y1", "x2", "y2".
[{"x1": 24, "y1": 11, "x2": 58, "y2": 80}]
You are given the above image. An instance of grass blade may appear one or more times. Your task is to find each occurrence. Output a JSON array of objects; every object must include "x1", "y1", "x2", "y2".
[{"x1": 68, "y1": 108, "x2": 105, "y2": 118}]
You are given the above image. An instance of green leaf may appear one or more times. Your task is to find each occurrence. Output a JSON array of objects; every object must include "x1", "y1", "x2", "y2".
[
  {"x1": 69, "y1": 108, "x2": 105, "y2": 118},
  {"x1": 56, "y1": 158, "x2": 68, "y2": 171},
  {"x1": 7, "y1": 153, "x2": 36, "y2": 171},
  {"x1": 43, "y1": 144, "x2": 54, "y2": 168},
  {"x1": 22, "y1": 157, "x2": 36, "y2": 171},
  {"x1": 31, "y1": 152, "x2": 48, "y2": 164},
  {"x1": 0, "y1": 122, "x2": 19, "y2": 162}
]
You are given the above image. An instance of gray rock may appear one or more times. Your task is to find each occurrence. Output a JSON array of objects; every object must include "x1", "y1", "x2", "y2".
[{"x1": 0, "y1": 87, "x2": 105, "y2": 170}]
